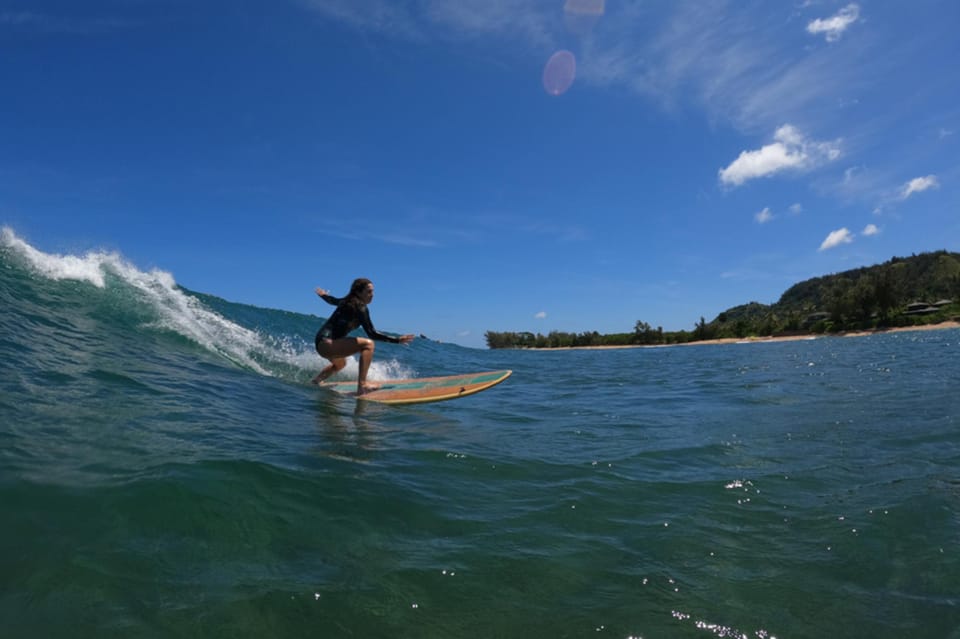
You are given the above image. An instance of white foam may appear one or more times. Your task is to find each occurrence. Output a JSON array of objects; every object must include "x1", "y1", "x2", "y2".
[
  {"x1": 332, "y1": 356, "x2": 414, "y2": 382},
  {"x1": 2, "y1": 226, "x2": 110, "y2": 287},
  {"x1": 138, "y1": 273, "x2": 273, "y2": 375}
]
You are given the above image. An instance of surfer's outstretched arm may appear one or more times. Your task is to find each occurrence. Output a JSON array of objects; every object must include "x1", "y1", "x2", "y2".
[
  {"x1": 359, "y1": 307, "x2": 415, "y2": 345},
  {"x1": 315, "y1": 287, "x2": 341, "y2": 306}
]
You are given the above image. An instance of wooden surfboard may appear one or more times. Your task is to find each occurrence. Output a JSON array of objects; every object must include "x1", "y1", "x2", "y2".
[{"x1": 323, "y1": 370, "x2": 512, "y2": 405}]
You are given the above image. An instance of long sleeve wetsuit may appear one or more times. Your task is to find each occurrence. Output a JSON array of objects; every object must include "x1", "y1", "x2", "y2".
[{"x1": 315, "y1": 294, "x2": 401, "y2": 349}]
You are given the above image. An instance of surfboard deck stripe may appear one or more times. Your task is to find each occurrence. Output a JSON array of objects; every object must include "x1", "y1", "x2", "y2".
[{"x1": 323, "y1": 370, "x2": 512, "y2": 405}]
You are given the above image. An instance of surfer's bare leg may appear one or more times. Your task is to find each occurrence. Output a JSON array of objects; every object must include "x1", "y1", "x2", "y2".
[
  {"x1": 315, "y1": 337, "x2": 379, "y2": 394},
  {"x1": 311, "y1": 358, "x2": 346, "y2": 385},
  {"x1": 355, "y1": 338, "x2": 380, "y2": 395}
]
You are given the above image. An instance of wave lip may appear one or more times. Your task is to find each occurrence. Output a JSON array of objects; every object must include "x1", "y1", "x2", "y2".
[{"x1": 1, "y1": 226, "x2": 126, "y2": 288}]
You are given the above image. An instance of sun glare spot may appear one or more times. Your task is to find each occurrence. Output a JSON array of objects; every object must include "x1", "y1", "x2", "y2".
[{"x1": 543, "y1": 50, "x2": 576, "y2": 96}]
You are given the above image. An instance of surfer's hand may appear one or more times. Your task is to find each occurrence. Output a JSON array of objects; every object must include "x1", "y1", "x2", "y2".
[
  {"x1": 315, "y1": 287, "x2": 328, "y2": 297},
  {"x1": 398, "y1": 334, "x2": 415, "y2": 345}
]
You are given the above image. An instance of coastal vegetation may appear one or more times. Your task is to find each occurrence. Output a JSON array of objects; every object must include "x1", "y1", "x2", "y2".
[{"x1": 485, "y1": 251, "x2": 960, "y2": 349}]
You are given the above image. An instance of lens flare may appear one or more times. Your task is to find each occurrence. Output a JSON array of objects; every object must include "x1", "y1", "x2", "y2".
[{"x1": 542, "y1": 50, "x2": 576, "y2": 96}]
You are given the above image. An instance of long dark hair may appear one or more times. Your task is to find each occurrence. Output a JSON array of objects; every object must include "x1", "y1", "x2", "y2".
[{"x1": 343, "y1": 278, "x2": 372, "y2": 311}]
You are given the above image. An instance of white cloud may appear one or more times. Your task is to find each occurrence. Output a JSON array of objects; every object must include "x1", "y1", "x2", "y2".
[
  {"x1": 789, "y1": 203, "x2": 803, "y2": 215},
  {"x1": 0, "y1": 10, "x2": 134, "y2": 34},
  {"x1": 298, "y1": 0, "x2": 425, "y2": 40},
  {"x1": 428, "y1": 1, "x2": 556, "y2": 49},
  {"x1": 719, "y1": 124, "x2": 841, "y2": 187},
  {"x1": 862, "y1": 223, "x2": 880, "y2": 236},
  {"x1": 534, "y1": 311, "x2": 547, "y2": 319},
  {"x1": 899, "y1": 175, "x2": 940, "y2": 200},
  {"x1": 866, "y1": 173, "x2": 941, "y2": 216},
  {"x1": 819, "y1": 227, "x2": 854, "y2": 251},
  {"x1": 0, "y1": 11, "x2": 38, "y2": 25},
  {"x1": 297, "y1": 0, "x2": 557, "y2": 48},
  {"x1": 298, "y1": 2, "x2": 880, "y2": 138},
  {"x1": 807, "y1": 3, "x2": 860, "y2": 42},
  {"x1": 755, "y1": 207, "x2": 774, "y2": 224}
]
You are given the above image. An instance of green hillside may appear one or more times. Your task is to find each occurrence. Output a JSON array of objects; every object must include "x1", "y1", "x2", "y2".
[
  {"x1": 711, "y1": 250, "x2": 960, "y2": 338},
  {"x1": 486, "y1": 251, "x2": 960, "y2": 348}
]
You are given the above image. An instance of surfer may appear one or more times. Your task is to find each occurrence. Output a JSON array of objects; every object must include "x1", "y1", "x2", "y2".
[{"x1": 311, "y1": 278, "x2": 415, "y2": 394}]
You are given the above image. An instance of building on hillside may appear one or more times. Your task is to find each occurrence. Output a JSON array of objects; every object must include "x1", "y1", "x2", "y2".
[
  {"x1": 904, "y1": 301, "x2": 941, "y2": 315},
  {"x1": 803, "y1": 312, "x2": 831, "y2": 327}
]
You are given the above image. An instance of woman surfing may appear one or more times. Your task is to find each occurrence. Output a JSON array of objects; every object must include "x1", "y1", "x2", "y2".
[{"x1": 311, "y1": 278, "x2": 415, "y2": 394}]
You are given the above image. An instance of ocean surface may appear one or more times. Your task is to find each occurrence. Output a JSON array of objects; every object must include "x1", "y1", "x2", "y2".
[{"x1": 2, "y1": 229, "x2": 959, "y2": 639}]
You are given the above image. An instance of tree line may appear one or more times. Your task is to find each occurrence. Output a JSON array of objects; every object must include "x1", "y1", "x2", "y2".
[{"x1": 486, "y1": 251, "x2": 960, "y2": 349}]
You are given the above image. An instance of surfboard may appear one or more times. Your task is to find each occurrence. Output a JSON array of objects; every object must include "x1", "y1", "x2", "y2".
[{"x1": 322, "y1": 370, "x2": 512, "y2": 405}]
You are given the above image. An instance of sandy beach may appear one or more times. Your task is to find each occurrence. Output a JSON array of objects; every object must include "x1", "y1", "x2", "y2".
[{"x1": 530, "y1": 321, "x2": 960, "y2": 350}]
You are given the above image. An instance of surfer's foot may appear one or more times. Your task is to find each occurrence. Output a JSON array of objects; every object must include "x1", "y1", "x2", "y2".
[
  {"x1": 357, "y1": 382, "x2": 381, "y2": 395},
  {"x1": 312, "y1": 370, "x2": 337, "y2": 385}
]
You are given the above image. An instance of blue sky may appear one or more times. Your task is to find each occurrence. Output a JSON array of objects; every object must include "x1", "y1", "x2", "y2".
[{"x1": 2, "y1": 0, "x2": 958, "y2": 347}]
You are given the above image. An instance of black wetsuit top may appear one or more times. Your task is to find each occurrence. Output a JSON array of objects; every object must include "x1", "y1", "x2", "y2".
[{"x1": 315, "y1": 294, "x2": 400, "y2": 349}]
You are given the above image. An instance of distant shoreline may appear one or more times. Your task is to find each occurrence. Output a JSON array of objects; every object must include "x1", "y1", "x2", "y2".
[{"x1": 523, "y1": 321, "x2": 960, "y2": 351}]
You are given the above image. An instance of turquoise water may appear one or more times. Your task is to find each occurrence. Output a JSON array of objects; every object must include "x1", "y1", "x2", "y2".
[{"x1": 2, "y1": 230, "x2": 959, "y2": 638}]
